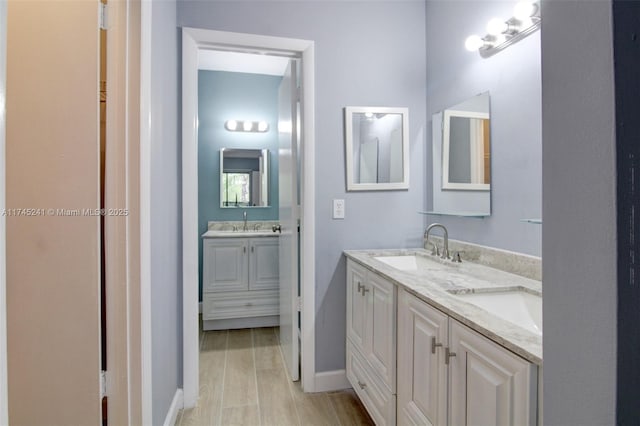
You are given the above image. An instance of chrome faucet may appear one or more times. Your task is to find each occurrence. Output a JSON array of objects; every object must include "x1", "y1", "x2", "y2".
[
  {"x1": 243, "y1": 211, "x2": 248, "y2": 231},
  {"x1": 424, "y1": 223, "x2": 450, "y2": 259}
]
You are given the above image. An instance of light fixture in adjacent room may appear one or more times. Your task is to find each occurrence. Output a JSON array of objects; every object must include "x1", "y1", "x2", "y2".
[
  {"x1": 465, "y1": 1, "x2": 541, "y2": 58},
  {"x1": 225, "y1": 119, "x2": 269, "y2": 133}
]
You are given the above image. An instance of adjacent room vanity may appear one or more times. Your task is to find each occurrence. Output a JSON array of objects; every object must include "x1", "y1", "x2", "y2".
[
  {"x1": 344, "y1": 246, "x2": 542, "y2": 426},
  {"x1": 202, "y1": 226, "x2": 280, "y2": 331}
]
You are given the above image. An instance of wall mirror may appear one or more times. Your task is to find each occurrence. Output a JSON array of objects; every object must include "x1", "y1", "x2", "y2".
[
  {"x1": 344, "y1": 106, "x2": 409, "y2": 191},
  {"x1": 219, "y1": 148, "x2": 269, "y2": 208},
  {"x1": 431, "y1": 92, "x2": 491, "y2": 216}
]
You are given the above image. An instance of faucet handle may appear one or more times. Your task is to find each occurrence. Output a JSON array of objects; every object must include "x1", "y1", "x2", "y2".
[
  {"x1": 253, "y1": 223, "x2": 261, "y2": 231},
  {"x1": 431, "y1": 243, "x2": 440, "y2": 256},
  {"x1": 451, "y1": 251, "x2": 463, "y2": 263}
]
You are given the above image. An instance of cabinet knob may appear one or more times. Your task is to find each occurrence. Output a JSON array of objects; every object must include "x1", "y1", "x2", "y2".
[
  {"x1": 431, "y1": 336, "x2": 443, "y2": 354},
  {"x1": 272, "y1": 224, "x2": 282, "y2": 233},
  {"x1": 357, "y1": 380, "x2": 367, "y2": 389},
  {"x1": 445, "y1": 347, "x2": 457, "y2": 365}
]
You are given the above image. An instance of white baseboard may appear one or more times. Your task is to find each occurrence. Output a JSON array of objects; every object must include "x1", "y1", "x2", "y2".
[
  {"x1": 313, "y1": 369, "x2": 350, "y2": 393},
  {"x1": 163, "y1": 388, "x2": 184, "y2": 426}
]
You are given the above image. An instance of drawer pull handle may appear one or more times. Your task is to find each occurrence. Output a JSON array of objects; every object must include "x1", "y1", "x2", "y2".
[
  {"x1": 357, "y1": 380, "x2": 367, "y2": 389},
  {"x1": 445, "y1": 347, "x2": 456, "y2": 365},
  {"x1": 431, "y1": 336, "x2": 443, "y2": 354}
]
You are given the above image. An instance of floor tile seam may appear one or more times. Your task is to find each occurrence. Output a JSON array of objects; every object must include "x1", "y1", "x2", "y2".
[
  {"x1": 276, "y1": 327, "x2": 303, "y2": 426},
  {"x1": 217, "y1": 329, "x2": 229, "y2": 426},
  {"x1": 251, "y1": 328, "x2": 264, "y2": 426}
]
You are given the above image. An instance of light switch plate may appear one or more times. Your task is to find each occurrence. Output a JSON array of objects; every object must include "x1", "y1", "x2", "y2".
[{"x1": 333, "y1": 199, "x2": 345, "y2": 219}]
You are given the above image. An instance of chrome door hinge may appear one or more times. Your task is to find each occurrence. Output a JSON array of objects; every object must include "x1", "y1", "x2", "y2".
[
  {"x1": 296, "y1": 296, "x2": 302, "y2": 312},
  {"x1": 100, "y1": 370, "x2": 108, "y2": 398},
  {"x1": 296, "y1": 87, "x2": 301, "y2": 102},
  {"x1": 99, "y1": 3, "x2": 108, "y2": 30}
]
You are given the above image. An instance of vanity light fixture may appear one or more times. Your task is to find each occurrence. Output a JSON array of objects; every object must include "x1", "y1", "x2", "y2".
[
  {"x1": 225, "y1": 119, "x2": 270, "y2": 133},
  {"x1": 465, "y1": 1, "x2": 541, "y2": 58}
]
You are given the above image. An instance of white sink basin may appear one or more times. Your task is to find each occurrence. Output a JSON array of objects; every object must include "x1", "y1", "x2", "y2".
[
  {"x1": 374, "y1": 254, "x2": 453, "y2": 271},
  {"x1": 452, "y1": 290, "x2": 542, "y2": 335}
]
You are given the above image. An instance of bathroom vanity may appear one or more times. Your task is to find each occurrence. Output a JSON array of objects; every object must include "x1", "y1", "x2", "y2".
[
  {"x1": 202, "y1": 227, "x2": 279, "y2": 330},
  {"x1": 344, "y1": 246, "x2": 542, "y2": 426}
]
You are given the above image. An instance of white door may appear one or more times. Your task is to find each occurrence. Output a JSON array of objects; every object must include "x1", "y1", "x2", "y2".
[{"x1": 278, "y1": 60, "x2": 300, "y2": 381}]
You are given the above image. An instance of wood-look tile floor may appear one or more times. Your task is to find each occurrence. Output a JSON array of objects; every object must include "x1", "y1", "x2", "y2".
[{"x1": 175, "y1": 326, "x2": 374, "y2": 426}]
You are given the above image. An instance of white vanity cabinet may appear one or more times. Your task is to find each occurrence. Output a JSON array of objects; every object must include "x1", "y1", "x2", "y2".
[
  {"x1": 397, "y1": 288, "x2": 537, "y2": 426},
  {"x1": 397, "y1": 289, "x2": 449, "y2": 426},
  {"x1": 202, "y1": 237, "x2": 279, "y2": 330},
  {"x1": 346, "y1": 260, "x2": 397, "y2": 426}
]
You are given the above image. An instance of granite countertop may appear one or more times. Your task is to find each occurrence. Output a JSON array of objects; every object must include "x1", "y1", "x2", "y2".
[
  {"x1": 202, "y1": 229, "x2": 279, "y2": 238},
  {"x1": 343, "y1": 248, "x2": 542, "y2": 365},
  {"x1": 202, "y1": 220, "x2": 280, "y2": 238}
]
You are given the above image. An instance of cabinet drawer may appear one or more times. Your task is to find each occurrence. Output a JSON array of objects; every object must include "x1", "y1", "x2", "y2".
[
  {"x1": 202, "y1": 290, "x2": 279, "y2": 320},
  {"x1": 347, "y1": 340, "x2": 396, "y2": 426}
]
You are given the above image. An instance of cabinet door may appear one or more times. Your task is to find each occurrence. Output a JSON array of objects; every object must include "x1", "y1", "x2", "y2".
[
  {"x1": 366, "y1": 272, "x2": 397, "y2": 392},
  {"x1": 397, "y1": 290, "x2": 448, "y2": 426},
  {"x1": 249, "y1": 237, "x2": 279, "y2": 290},
  {"x1": 346, "y1": 260, "x2": 368, "y2": 350},
  {"x1": 202, "y1": 238, "x2": 248, "y2": 292},
  {"x1": 449, "y1": 319, "x2": 537, "y2": 426}
]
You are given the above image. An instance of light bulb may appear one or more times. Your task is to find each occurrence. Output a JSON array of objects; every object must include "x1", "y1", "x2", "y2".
[
  {"x1": 258, "y1": 121, "x2": 269, "y2": 132},
  {"x1": 487, "y1": 18, "x2": 508, "y2": 36},
  {"x1": 226, "y1": 120, "x2": 237, "y2": 131},
  {"x1": 243, "y1": 121, "x2": 253, "y2": 132},
  {"x1": 465, "y1": 35, "x2": 485, "y2": 51},
  {"x1": 364, "y1": 112, "x2": 373, "y2": 118},
  {"x1": 514, "y1": 1, "x2": 538, "y2": 20}
]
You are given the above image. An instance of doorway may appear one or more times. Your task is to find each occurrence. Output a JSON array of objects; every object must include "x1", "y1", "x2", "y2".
[{"x1": 181, "y1": 28, "x2": 316, "y2": 408}]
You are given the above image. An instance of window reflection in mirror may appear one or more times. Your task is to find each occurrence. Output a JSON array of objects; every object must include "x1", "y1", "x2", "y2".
[
  {"x1": 344, "y1": 106, "x2": 409, "y2": 191},
  {"x1": 219, "y1": 148, "x2": 269, "y2": 208}
]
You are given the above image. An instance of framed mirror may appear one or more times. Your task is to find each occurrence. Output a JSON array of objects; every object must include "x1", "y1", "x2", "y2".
[
  {"x1": 431, "y1": 92, "x2": 491, "y2": 216},
  {"x1": 219, "y1": 148, "x2": 269, "y2": 208},
  {"x1": 344, "y1": 106, "x2": 409, "y2": 191},
  {"x1": 442, "y1": 108, "x2": 490, "y2": 190}
]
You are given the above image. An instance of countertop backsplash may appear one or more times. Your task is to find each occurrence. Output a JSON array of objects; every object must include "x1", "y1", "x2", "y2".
[{"x1": 426, "y1": 236, "x2": 541, "y2": 281}]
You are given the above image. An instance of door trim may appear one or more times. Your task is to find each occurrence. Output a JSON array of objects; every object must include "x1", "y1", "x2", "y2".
[{"x1": 181, "y1": 28, "x2": 316, "y2": 408}]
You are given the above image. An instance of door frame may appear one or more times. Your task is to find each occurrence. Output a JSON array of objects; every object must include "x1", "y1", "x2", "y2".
[
  {"x1": 181, "y1": 28, "x2": 316, "y2": 408},
  {"x1": 0, "y1": 0, "x2": 7, "y2": 423}
]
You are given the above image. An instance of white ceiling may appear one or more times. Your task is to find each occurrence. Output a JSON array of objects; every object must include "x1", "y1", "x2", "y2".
[{"x1": 198, "y1": 50, "x2": 290, "y2": 76}]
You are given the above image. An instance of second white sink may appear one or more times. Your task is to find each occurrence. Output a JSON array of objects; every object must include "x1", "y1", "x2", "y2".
[{"x1": 452, "y1": 290, "x2": 542, "y2": 335}]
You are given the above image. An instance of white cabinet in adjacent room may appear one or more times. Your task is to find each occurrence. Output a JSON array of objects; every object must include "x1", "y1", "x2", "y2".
[{"x1": 202, "y1": 236, "x2": 279, "y2": 330}]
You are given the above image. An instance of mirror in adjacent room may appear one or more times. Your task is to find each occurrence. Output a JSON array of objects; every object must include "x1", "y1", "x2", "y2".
[
  {"x1": 219, "y1": 148, "x2": 269, "y2": 208},
  {"x1": 431, "y1": 92, "x2": 491, "y2": 216},
  {"x1": 344, "y1": 106, "x2": 409, "y2": 191}
]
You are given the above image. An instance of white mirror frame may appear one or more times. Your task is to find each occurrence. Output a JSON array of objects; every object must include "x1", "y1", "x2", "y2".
[
  {"x1": 442, "y1": 109, "x2": 490, "y2": 191},
  {"x1": 344, "y1": 106, "x2": 410, "y2": 191}
]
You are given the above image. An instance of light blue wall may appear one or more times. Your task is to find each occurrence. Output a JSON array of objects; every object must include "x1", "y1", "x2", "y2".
[
  {"x1": 149, "y1": 0, "x2": 181, "y2": 423},
  {"x1": 426, "y1": 1, "x2": 542, "y2": 256},
  {"x1": 179, "y1": 0, "x2": 427, "y2": 372},
  {"x1": 198, "y1": 70, "x2": 281, "y2": 300}
]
